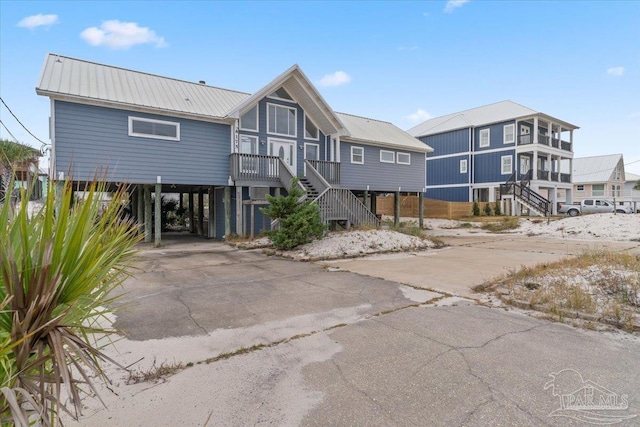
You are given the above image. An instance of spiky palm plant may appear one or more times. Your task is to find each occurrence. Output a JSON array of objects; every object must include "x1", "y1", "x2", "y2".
[{"x1": 0, "y1": 179, "x2": 141, "y2": 426}]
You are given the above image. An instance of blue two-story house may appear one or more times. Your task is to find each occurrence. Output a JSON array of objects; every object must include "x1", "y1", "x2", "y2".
[
  {"x1": 407, "y1": 100, "x2": 578, "y2": 215},
  {"x1": 36, "y1": 54, "x2": 432, "y2": 242}
]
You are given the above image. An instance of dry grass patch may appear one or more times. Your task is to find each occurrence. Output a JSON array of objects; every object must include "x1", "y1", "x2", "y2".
[
  {"x1": 481, "y1": 217, "x2": 520, "y2": 232},
  {"x1": 484, "y1": 251, "x2": 640, "y2": 332}
]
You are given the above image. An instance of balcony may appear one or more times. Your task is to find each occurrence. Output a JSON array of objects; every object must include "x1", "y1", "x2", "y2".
[
  {"x1": 230, "y1": 153, "x2": 341, "y2": 186},
  {"x1": 519, "y1": 169, "x2": 571, "y2": 183},
  {"x1": 517, "y1": 134, "x2": 572, "y2": 152}
]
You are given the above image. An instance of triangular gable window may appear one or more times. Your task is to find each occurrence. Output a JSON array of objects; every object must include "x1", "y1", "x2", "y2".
[{"x1": 269, "y1": 87, "x2": 294, "y2": 101}]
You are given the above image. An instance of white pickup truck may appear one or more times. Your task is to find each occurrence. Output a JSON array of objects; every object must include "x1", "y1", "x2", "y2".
[{"x1": 558, "y1": 199, "x2": 633, "y2": 216}]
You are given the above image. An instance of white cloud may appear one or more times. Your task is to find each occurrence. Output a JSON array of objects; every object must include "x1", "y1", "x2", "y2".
[
  {"x1": 317, "y1": 71, "x2": 351, "y2": 87},
  {"x1": 80, "y1": 20, "x2": 166, "y2": 49},
  {"x1": 606, "y1": 66, "x2": 624, "y2": 76},
  {"x1": 397, "y1": 46, "x2": 418, "y2": 51},
  {"x1": 444, "y1": 0, "x2": 470, "y2": 13},
  {"x1": 407, "y1": 108, "x2": 432, "y2": 123},
  {"x1": 17, "y1": 14, "x2": 58, "y2": 29}
]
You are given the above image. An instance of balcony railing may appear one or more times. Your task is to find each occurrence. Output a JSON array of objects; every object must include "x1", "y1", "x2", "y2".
[
  {"x1": 517, "y1": 134, "x2": 572, "y2": 152},
  {"x1": 308, "y1": 160, "x2": 340, "y2": 185},
  {"x1": 561, "y1": 173, "x2": 571, "y2": 183},
  {"x1": 519, "y1": 169, "x2": 571, "y2": 183},
  {"x1": 230, "y1": 153, "x2": 281, "y2": 184}
]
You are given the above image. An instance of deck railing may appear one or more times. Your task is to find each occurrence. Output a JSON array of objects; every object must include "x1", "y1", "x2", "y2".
[
  {"x1": 517, "y1": 135, "x2": 571, "y2": 152},
  {"x1": 315, "y1": 188, "x2": 380, "y2": 227},
  {"x1": 308, "y1": 160, "x2": 340, "y2": 185},
  {"x1": 500, "y1": 173, "x2": 551, "y2": 217},
  {"x1": 230, "y1": 153, "x2": 281, "y2": 183},
  {"x1": 304, "y1": 160, "x2": 330, "y2": 194}
]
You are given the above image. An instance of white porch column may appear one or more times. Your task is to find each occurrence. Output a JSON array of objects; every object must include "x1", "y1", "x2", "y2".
[
  {"x1": 556, "y1": 156, "x2": 561, "y2": 181},
  {"x1": 570, "y1": 130, "x2": 574, "y2": 151},
  {"x1": 533, "y1": 117, "x2": 539, "y2": 144},
  {"x1": 551, "y1": 187, "x2": 558, "y2": 215},
  {"x1": 489, "y1": 186, "x2": 496, "y2": 203},
  {"x1": 566, "y1": 188, "x2": 573, "y2": 205},
  {"x1": 532, "y1": 150, "x2": 538, "y2": 180},
  {"x1": 569, "y1": 157, "x2": 573, "y2": 183},
  {"x1": 548, "y1": 120, "x2": 553, "y2": 144},
  {"x1": 335, "y1": 135, "x2": 341, "y2": 163},
  {"x1": 558, "y1": 126, "x2": 562, "y2": 148}
]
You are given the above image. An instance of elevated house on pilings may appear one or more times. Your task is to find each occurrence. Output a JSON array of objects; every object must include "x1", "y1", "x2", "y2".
[
  {"x1": 408, "y1": 100, "x2": 579, "y2": 217},
  {"x1": 36, "y1": 54, "x2": 432, "y2": 245}
]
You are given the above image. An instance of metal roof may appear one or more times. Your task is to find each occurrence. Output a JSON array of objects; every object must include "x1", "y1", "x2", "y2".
[
  {"x1": 626, "y1": 172, "x2": 640, "y2": 182},
  {"x1": 36, "y1": 54, "x2": 250, "y2": 119},
  {"x1": 337, "y1": 113, "x2": 433, "y2": 153},
  {"x1": 572, "y1": 154, "x2": 623, "y2": 184},
  {"x1": 407, "y1": 100, "x2": 578, "y2": 137}
]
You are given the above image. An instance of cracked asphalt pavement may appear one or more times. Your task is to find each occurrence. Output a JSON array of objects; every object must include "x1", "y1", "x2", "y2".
[{"x1": 78, "y1": 236, "x2": 639, "y2": 426}]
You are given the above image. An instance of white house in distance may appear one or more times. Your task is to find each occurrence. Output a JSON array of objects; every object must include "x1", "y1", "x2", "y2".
[
  {"x1": 570, "y1": 154, "x2": 638, "y2": 210},
  {"x1": 624, "y1": 171, "x2": 640, "y2": 212}
]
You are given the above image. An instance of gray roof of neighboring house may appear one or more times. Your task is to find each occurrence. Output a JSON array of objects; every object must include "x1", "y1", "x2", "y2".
[
  {"x1": 626, "y1": 172, "x2": 640, "y2": 182},
  {"x1": 336, "y1": 113, "x2": 432, "y2": 153},
  {"x1": 407, "y1": 100, "x2": 578, "y2": 137},
  {"x1": 572, "y1": 154, "x2": 623, "y2": 184},
  {"x1": 36, "y1": 54, "x2": 251, "y2": 119}
]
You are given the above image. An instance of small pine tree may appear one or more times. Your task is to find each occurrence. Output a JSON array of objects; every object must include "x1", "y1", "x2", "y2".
[
  {"x1": 484, "y1": 203, "x2": 492, "y2": 216},
  {"x1": 260, "y1": 178, "x2": 325, "y2": 250},
  {"x1": 472, "y1": 202, "x2": 480, "y2": 216},
  {"x1": 493, "y1": 202, "x2": 501, "y2": 216}
]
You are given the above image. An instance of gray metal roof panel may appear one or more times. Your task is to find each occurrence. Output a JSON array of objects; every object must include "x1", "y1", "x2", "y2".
[
  {"x1": 572, "y1": 154, "x2": 623, "y2": 184},
  {"x1": 337, "y1": 112, "x2": 432, "y2": 152},
  {"x1": 407, "y1": 100, "x2": 578, "y2": 137},
  {"x1": 37, "y1": 54, "x2": 250, "y2": 118}
]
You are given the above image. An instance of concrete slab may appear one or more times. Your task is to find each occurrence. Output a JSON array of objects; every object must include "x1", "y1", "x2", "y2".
[{"x1": 323, "y1": 236, "x2": 640, "y2": 298}]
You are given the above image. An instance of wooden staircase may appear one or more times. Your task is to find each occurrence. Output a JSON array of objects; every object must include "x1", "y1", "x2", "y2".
[
  {"x1": 500, "y1": 173, "x2": 551, "y2": 217},
  {"x1": 275, "y1": 160, "x2": 380, "y2": 229}
]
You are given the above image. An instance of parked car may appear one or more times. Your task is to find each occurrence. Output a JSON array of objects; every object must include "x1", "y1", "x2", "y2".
[{"x1": 558, "y1": 199, "x2": 632, "y2": 216}]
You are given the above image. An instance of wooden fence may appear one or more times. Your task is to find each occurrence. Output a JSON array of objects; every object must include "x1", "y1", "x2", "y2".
[{"x1": 376, "y1": 195, "x2": 475, "y2": 220}]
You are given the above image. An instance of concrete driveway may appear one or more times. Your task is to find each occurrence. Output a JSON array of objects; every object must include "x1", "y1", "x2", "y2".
[{"x1": 74, "y1": 235, "x2": 640, "y2": 426}]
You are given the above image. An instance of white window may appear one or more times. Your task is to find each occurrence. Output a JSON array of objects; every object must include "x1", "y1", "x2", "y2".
[
  {"x1": 267, "y1": 103, "x2": 297, "y2": 137},
  {"x1": 501, "y1": 155, "x2": 512, "y2": 175},
  {"x1": 460, "y1": 159, "x2": 468, "y2": 174},
  {"x1": 397, "y1": 152, "x2": 411, "y2": 165},
  {"x1": 592, "y1": 184, "x2": 604, "y2": 196},
  {"x1": 239, "y1": 135, "x2": 258, "y2": 154},
  {"x1": 304, "y1": 114, "x2": 319, "y2": 140},
  {"x1": 479, "y1": 128, "x2": 490, "y2": 147},
  {"x1": 380, "y1": 150, "x2": 395, "y2": 163},
  {"x1": 576, "y1": 185, "x2": 584, "y2": 191},
  {"x1": 304, "y1": 143, "x2": 319, "y2": 160},
  {"x1": 269, "y1": 87, "x2": 294, "y2": 101},
  {"x1": 503, "y1": 124, "x2": 515, "y2": 144},
  {"x1": 239, "y1": 105, "x2": 258, "y2": 131},
  {"x1": 128, "y1": 117, "x2": 180, "y2": 141},
  {"x1": 351, "y1": 146, "x2": 364, "y2": 164}
]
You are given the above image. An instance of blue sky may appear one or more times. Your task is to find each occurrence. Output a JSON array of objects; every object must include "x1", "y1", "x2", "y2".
[{"x1": 1, "y1": 0, "x2": 639, "y2": 174}]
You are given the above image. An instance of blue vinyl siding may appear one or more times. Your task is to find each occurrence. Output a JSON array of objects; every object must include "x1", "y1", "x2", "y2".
[
  {"x1": 420, "y1": 128, "x2": 469, "y2": 157},
  {"x1": 340, "y1": 142, "x2": 425, "y2": 192},
  {"x1": 426, "y1": 187, "x2": 469, "y2": 202},
  {"x1": 473, "y1": 150, "x2": 515, "y2": 183},
  {"x1": 239, "y1": 97, "x2": 327, "y2": 177},
  {"x1": 474, "y1": 120, "x2": 515, "y2": 151},
  {"x1": 426, "y1": 155, "x2": 469, "y2": 186},
  {"x1": 54, "y1": 101, "x2": 231, "y2": 185}
]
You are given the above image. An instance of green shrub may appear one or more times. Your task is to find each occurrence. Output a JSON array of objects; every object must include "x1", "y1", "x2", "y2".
[
  {"x1": 484, "y1": 203, "x2": 492, "y2": 216},
  {"x1": 260, "y1": 179, "x2": 325, "y2": 250},
  {"x1": 472, "y1": 202, "x2": 480, "y2": 216},
  {"x1": 493, "y1": 202, "x2": 501, "y2": 216}
]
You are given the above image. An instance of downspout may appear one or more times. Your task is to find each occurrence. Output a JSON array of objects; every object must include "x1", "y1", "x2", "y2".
[{"x1": 469, "y1": 127, "x2": 473, "y2": 202}]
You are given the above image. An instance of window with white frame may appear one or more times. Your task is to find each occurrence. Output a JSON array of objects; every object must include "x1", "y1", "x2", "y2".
[
  {"x1": 351, "y1": 146, "x2": 364, "y2": 164},
  {"x1": 479, "y1": 128, "x2": 490, "y2": 147},
  {"x1": 576, "y1": 185, "x2": 584, "y2": 191},
  {"x1": 397, "y1": 152, "x2": 411, "y2": 165},
  {"x1": 239, "y1": 135, "x2": 258, "y2": 172},
  {"x1": 503, "y1": 124, "x2": 515, "y2": 144},
  {"x1": 304, "y1": 114, "x2": 319, "y2": 140},
  {"x1": 501, "y1": 155, "x2": 512, "y2": 175},
  {"x1": 128, "y1": 117, "x2": 180, "y2": 141},
  {"x1": 267, "y1": 103, "x2": 296, "y2": 137},
  {"x1": 304, "y1": 143, "x2": 319, "y2": 160},
  {"x1": 239, "y1": 105, "x2": 258, "y2": 131},
  {"x1": 460, "y1": 159, "x2": 468, "y2": 174},
  {"x1": 380, "y1": 150, "x2": 395, "y2": 163},
  {"x1": 592, "y1": 184, "x2": 605, "y2": 196}
]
